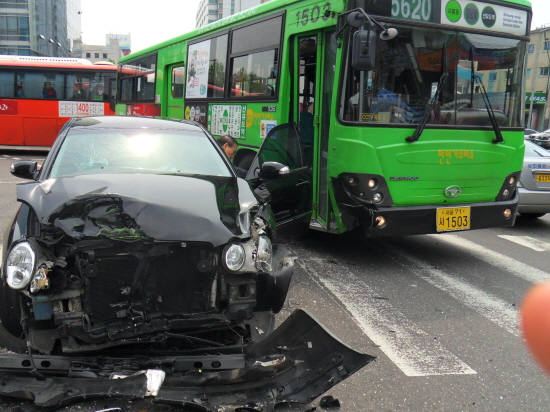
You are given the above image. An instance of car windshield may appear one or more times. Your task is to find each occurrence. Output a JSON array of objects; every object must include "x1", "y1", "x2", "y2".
[
  {"x1": 49, "y1": 128, "x2": 232, "y2": 178},
  {"x1": 525, "y1": 141, "x2": 550, "y2": 158}
]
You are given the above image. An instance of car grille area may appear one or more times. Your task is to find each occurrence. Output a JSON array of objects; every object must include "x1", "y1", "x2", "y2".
[{"x1": 85, "y1": 243, "x2": 217, "y2": 324}]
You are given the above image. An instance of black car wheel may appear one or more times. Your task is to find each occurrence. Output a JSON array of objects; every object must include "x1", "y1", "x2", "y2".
[{"x1": 0, "y1": 281, "x2": 25, "y2": 353}]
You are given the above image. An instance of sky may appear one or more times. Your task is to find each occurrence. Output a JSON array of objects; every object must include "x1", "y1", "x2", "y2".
[
  {"x1": 80, "y1": 0, "x2": 202, "y2": 53},
  {"x1": 81, "y1": 0, "x2": 550, "y2": 54}
]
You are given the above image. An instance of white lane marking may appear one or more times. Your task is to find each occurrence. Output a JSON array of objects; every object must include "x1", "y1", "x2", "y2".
[
  {"x1": 431, "y1": 234, "x2": 550, "y2": 284},
  {"x1": 388, "y1": 247, "x2": 520, "y2": 337},
  {"x1": 298, "y1": 255, "x2": 476, "y2": 377},
  {"x1": 498, "y1": 235, "x2": 550, "y2": 252}
]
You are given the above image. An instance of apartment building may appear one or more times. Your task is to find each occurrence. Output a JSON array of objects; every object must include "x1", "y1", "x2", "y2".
[
  {"x1": 0, "y1": 0, "x2": 81, "y2": 57},
  {"x1": 196, "y1": 0, "x2": 271, "y2": 28},
  {"x1": 525, "y1": 26, "x2": 550, "y2": 130}
]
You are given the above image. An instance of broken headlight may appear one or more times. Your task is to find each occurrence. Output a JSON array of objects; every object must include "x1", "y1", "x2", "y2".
[
  {"x1": 6, "y1": 241, "x2": 36, "y2": 289},
  {"x1": 256, "y1": 236, "x2": 272, "y2": 272},
  {"x1": 222, "y1": 235, "x2": 273, "y2": 273}
]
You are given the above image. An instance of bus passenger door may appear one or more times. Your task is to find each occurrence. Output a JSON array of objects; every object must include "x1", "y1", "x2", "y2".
[
  {"x1": 246, "y1": 124, "x2": 312, "y2": 238},
  {"x1": 165, "y1": 64, "x2": 185, "y2": 119},
  {"x1": 295, "y1": 32, "x2": 333, "y2": 230}
]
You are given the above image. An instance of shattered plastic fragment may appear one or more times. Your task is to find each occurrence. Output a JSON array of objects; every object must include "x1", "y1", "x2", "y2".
[{"x1": 30, "y1": 267, "x2": 50, "y2": 293}]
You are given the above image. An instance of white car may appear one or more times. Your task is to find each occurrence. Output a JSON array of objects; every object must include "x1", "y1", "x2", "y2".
[{"x1": 518, "y1": 140, "x2": 550, "y2": 218}]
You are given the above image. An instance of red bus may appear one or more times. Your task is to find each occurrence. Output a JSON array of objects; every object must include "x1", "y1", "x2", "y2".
[{"x1": 0, "y1": 55, "x2": 117, "y2": 147}]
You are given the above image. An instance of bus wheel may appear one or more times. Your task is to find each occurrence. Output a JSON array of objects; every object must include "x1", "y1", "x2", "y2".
[{"x1": 237, "y1": 152, "x2": 256, "y2": 171}]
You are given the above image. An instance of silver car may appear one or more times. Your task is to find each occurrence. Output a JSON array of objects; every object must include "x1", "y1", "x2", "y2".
[
  {"x1": 518, "y1": 140, "x2": 550, "y2": 218},
  {"x1": 526, "y1": 129, "x2": 550, "y2": 150}
]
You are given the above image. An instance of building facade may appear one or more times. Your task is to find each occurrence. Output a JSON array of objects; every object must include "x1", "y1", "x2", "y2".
[
  {"x1": 73, "y1": 38, "x2": 124, "y2": 64},
  {"x1": 107, "y1": 34, "x2": 131, "y2": 57},
  {"x1": 525, "y1": 26, "x2": 550, "y2": 131},
  {"x1": 196, "y1": 0, "x2": 271, "y2": 28},
  {"x1": 0, "y1": 0, "x2": 81, "y2": 57}
]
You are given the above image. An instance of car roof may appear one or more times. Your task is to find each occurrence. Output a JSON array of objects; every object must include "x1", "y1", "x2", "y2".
[{"x1": 69, "y1": 116, "x2": 205, "y2": 132}]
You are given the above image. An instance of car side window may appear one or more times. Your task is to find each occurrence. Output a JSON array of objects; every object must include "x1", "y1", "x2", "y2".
[{"x1": 259, "y1": 125, "x2": 304, "y2": 170}]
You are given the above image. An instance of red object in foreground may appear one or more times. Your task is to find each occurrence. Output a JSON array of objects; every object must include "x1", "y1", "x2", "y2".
[{"x1": 521, "y1": 281, "x2": 550, "y2": 375}]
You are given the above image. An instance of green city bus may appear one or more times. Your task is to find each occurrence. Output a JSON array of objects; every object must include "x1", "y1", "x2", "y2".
[{"x1": 116, "y1": 0, "x2": 531, "y2": 236}]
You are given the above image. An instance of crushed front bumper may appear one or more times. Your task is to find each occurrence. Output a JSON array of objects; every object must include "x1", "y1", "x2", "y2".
[{"x1": 0, "y1": 309, "x2": 374, "y2": 411}]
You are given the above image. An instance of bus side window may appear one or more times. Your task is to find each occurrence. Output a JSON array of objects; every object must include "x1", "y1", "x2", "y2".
[{"x1": 0, "y1": 71, "x2": 15, "y2": 97}]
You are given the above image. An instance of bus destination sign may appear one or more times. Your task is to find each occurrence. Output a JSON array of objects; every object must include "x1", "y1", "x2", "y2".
[
  {"x1": 391, "y1": 0, "x2": 434, "y2": 23},
  {"x1": 441, "y1": 0, "x2": 528, "y2": 36},
  {"x1": 366, "y1": 0, "x2": 529, "y2": 36}
]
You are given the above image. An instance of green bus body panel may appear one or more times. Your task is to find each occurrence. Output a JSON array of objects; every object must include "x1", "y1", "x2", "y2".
[
  {"x1": 115, "y1": 0, "x2": 531, "y2": 235},
  {"x1": 330, "y1": 127, "x2": 524, "y2": 206}
]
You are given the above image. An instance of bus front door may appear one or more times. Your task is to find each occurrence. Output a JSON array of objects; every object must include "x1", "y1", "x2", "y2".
[
  {"x1": 165, "y1": 64, "x2": 185, "y2": 119},
  {"x1": 295, "y1": 32, "x2": 334, "y2": 231}
]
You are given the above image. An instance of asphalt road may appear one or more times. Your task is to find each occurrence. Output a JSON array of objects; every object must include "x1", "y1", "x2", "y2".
[{"x1": 1, "y1": 151, "x2": 550, "y2": 411}]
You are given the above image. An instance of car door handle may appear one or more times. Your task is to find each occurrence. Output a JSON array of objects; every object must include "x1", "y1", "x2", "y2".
[{"x1": 296, "y1": 180, "x2": 310, "y2": 186}]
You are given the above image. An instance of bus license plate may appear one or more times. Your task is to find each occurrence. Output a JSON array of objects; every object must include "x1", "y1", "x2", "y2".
[
  {"x1": 436, "y1": 207, "x2": 471, "y2": 232},
  {"x1": 535, "y1": 174, "x2": 550, "y2": 182}
]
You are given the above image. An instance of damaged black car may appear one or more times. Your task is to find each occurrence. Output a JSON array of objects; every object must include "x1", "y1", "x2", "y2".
[{"x1": 0, "y1": 116, "x2": 373, "y2": 411}]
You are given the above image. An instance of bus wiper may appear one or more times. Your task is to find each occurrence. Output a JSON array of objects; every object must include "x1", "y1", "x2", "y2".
[
  {"x1": 473, "y1": 75, "x2": 504, "y2": 144},
  {"x1": 406, "y1": 73, "x2": 448, "y2": 143}
]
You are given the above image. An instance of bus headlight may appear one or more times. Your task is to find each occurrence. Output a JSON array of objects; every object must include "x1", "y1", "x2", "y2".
[
  {"x1": 373, "y1": 193, "x2": 384, "y2": 203},
  {"x1": 6, "y1": 241, "x2": 36, "y2": 289}
]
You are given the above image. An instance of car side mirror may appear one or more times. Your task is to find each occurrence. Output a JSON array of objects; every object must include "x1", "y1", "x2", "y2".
[
  {"x1": 260, "y1": 161, "x2": 290, "y2": 178},
  {"x1": 10, "y1": 160, "x2": 39, "y2": 180},
  {"x1": 352, "y1": 30, "x2": 377, "y2": 72}
]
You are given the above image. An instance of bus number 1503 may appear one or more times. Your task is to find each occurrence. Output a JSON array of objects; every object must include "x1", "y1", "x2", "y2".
[
  {"x1": 296, "y1": 2, "x2": 332, "y2": 26},
  {"x1": 391, "y1": 0, "x2": 432, "y2": 22}
]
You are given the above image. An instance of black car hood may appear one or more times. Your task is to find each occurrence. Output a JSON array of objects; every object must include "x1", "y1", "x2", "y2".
[{"x1": 17, "y1": 173, "x2": 258, "y2": 246}]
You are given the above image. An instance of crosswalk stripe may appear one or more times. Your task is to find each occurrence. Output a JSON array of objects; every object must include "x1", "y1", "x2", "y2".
[
  {"x1": 386, "y1": 245, "x2": 520, "y2": 337},
  {"x1": 430, "y1": 234, "x2": 550, "y2": 284},
  {"x1": 297, "y1": 254, "x2": 477, "y2": 377},
  {"x1": 498, "y1": 235, "x2": 550, "y2": 252}
]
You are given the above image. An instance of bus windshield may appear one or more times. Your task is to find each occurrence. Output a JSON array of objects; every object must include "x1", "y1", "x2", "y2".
[{"x1": 341, "y1": 25, "x2": 527, "y2": 127}]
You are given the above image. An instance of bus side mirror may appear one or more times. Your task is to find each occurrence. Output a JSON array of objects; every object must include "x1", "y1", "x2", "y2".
[{"x1": 352, "y1": 30, "x2": 377, "y2": 72}]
